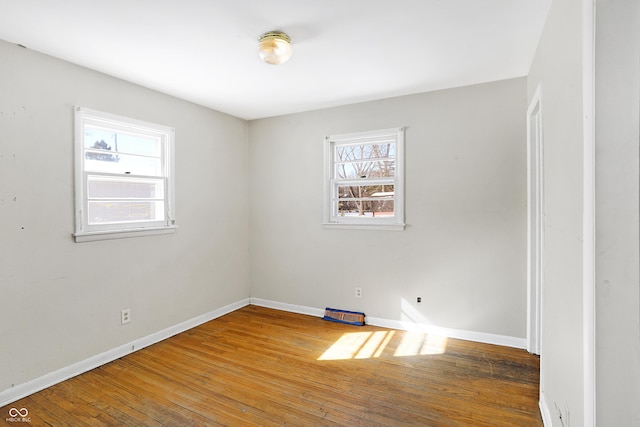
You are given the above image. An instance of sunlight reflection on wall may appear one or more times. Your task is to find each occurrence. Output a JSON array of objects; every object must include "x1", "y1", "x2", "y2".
[{"x1": 399, "y1": 297, "x2": 432, "y2": 332}]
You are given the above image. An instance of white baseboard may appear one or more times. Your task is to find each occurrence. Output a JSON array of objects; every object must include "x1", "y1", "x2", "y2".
[
  {"x1": 539, "y1": 390, "x2": 552, "y2": 426},
  {"x1": 250, "y1": 298, "x2": 527, "y2": 349},
  {"x1": 250, "y1": 297, "x2": 325, "y2": 317},
  {"x1": 367, "y1": 316, "x2": 527, "y2": 349},
  {"x1": 0, "y1": 298, "x2": 250, "y2": 408}
]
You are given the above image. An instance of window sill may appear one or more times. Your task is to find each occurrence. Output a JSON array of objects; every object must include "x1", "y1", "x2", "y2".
[
  {"x1": 73, "y1": 226, "x2": 177, "y2": 243},
  {"x1": 322, "y1": 223, "x2": 405, "y2": 231}
]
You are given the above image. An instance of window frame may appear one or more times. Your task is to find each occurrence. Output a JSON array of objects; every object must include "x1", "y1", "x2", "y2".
[
  {"x1": 323, "y1": 127, "x2": 405, "y2": 230},
  {"x1": 73, "y1": 107, "x2": 176, "y2": 242}
]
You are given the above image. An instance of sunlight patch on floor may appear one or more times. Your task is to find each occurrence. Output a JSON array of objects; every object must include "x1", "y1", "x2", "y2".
[
  {"x1": 394, "y1": 331, "x2": 448, "y2": 357},
  {"x1": 318, "y1": 330, "x2": 447, "y2": 361}
]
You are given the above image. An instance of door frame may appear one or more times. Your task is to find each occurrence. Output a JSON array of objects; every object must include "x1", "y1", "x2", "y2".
[{"x1": 526, "y1": 84, "x2": 544, "y2": 356}]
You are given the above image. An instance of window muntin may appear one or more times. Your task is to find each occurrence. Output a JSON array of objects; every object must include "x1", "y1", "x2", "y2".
[
  {"x1": 324, "y1": 128, "x2": 404, "y2": 229},
  {"x1": 74, "y1": 107, "x2": 175, "y2": 241}
]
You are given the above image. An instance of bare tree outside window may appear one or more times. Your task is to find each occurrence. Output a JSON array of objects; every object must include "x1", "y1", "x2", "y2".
[
  {"x1": 324, "y1": 128, "x2": 404, "y2": 229},
  {"x1": 85, "y1": 139, "x2": 120, "y2": 162},
  {"x1": 335, "y1": 143, "x2": 396, "y2": 217}
]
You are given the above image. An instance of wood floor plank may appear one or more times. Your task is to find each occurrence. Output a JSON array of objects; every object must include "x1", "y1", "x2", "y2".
[{"x1": 1, "y1": 305, "x2": 543, "y2": 426}]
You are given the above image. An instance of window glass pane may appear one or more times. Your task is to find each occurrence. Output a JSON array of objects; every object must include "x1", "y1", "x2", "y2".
[
  {"x1": 337, "y1": 200, "x2": 395, "y2": 217},
  {"x1": 84, "y1": 152, "x2": 162, "y2": 176},
  {"x1": 87, "y1": 176, "x2": 164, "y2": 199},
  {"x1": 84, "y1": 126, "x2": 162, "y2": 157},
  {"x1": 336, "y1": 185, "x2": 395, "y2": 217},
  {"x1": 335, "y1": 161, "x2": 395, "y2": 179},
  {"x1": 87, "y1": 201, "x2": 165, "y2": 225},
  {"x1": 336, "y1": 143, "x2": 395, "y2": 162}
]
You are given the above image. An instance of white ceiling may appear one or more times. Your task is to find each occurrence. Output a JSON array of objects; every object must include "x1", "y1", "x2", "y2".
[{"x1": 0, "y1": 0, "x2": 551, "y2": 120}]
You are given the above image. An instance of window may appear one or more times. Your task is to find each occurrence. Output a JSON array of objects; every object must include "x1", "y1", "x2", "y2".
[
  {"x1": 324, "y1": 128, "x2": 405, "y2": 230},
  {"x1": 73, "y1": 107, "x2": 175, "y2": 242}
]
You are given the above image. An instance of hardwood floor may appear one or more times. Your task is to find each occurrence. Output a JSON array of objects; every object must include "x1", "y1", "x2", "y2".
[{"x1": 2, "y1": 305, "x2": 542, "y2": 426}]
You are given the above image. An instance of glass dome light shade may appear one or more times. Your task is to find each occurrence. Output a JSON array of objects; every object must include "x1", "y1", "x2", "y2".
[{"x1": 258, "y1": 31, "x2": 292, "y2": 65}]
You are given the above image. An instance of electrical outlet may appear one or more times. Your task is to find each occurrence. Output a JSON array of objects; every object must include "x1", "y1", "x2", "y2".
[
  {"x1": 417, "y1": 297, "x2": 422, "y2": 303},
  {"x1": 355, "y1": 287, "x2": 362, "y2": 298},
  {"x1": 121, "y1": 308, "x2": 131, "y2": 325}
]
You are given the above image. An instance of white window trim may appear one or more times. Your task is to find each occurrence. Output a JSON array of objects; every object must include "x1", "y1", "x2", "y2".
[
  {"x1": 73, "y1": 107, "x2": 176, "y2": 242},
  {"x1": 323, "y1": 127, "x2": 405, "y2": 231}
]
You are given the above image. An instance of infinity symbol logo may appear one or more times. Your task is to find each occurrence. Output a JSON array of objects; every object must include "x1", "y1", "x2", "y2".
[{"x1": 8, "y1": 408, "x2": 28, "y2": 417}]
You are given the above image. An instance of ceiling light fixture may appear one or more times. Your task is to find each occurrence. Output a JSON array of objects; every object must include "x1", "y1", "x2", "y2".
[{"x1": 258, "y1": 31, "x2": 292, "y2": 65}]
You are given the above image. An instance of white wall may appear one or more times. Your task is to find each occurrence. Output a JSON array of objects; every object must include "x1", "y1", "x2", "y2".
[
  {"x1": 0, "y1": 40, "x2": 250, "y2": 394},
  {"x1": 595, "y1": 0, "x2": 640, "y2": 424},
  {"x1": 249, "y1": 78, "x2": 528, "y2": 340},
  {"x1": 527, "y1": 0, "x2": 587, "y2": 424}
]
